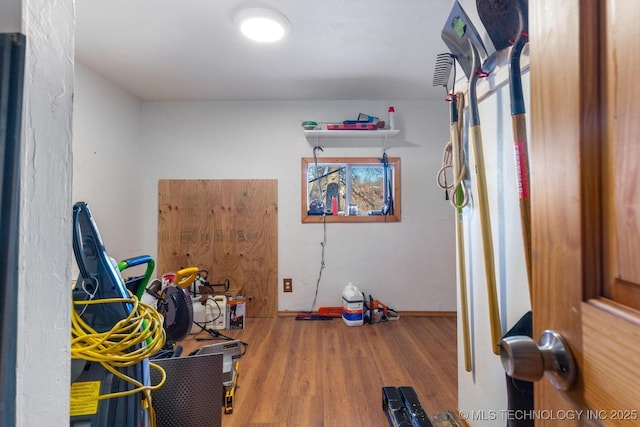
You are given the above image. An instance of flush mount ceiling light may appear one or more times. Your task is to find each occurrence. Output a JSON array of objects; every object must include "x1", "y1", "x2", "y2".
[{"x1": 235, "y1": 8, "x2": 290, "y2": 43}]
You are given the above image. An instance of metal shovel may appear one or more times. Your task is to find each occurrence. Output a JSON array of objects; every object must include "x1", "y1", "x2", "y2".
[{"x1": 477, "y1": 0, "x2": 532, "y2": 297}]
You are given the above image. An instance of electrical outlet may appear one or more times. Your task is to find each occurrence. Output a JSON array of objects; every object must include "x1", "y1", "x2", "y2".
[{"x1": 283, "y1": 278, "x2": 293, "y2": 292}]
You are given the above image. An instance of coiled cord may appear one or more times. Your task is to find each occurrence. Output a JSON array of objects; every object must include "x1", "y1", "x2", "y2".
[
  {"x1": 436, "y1": 92, "x2": 469, "y2": 209},
  {"x1": 71, "y1": 294, "x2": 167, "y2": 426}
]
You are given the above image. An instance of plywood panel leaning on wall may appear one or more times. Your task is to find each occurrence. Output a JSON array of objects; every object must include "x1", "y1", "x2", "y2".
[{"x1": 158, "y1": 179, "x2": 278, "y2": 318}]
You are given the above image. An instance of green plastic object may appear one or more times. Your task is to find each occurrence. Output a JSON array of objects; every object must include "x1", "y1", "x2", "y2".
[
  {"x1": 118, "y1": 255, "x2": 155, "y2": 300},
  {"x1": 118, "y1": 255, "x2": 156, "y2": 346}
]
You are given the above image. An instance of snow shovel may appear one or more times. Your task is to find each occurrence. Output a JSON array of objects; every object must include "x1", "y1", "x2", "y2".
[
  {"x1": 477, "y1": 0, "x2": 532, "y2": 296},
  {"x1": 442, "y1": 1, "x2": 502, "y2": 355}
]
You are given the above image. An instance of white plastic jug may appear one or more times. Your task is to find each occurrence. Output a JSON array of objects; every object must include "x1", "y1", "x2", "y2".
[
  {"x1": 190, "y1": 297, "x2": 207, "y2": 334},
  {"x1": 206, "y1": 295, "x2": 227, "y2": 330},
  {"x1": 342, "y1": 284, "x2": 364, "y2": 326}
]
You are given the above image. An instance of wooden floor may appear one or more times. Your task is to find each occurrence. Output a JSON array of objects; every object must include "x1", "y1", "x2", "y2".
[{"x1": 178, "y1": 315, "x2": 457, "y2": 427}]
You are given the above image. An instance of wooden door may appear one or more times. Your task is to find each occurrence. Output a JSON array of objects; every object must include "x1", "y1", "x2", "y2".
[{"x1": 530, "y1": 1, "x2": 640, "y2": 425}]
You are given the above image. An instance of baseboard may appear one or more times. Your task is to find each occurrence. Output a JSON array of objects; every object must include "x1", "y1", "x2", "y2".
[
  {"x1": 278, "y1": 310, "x2": 456, "y2": 318},
  {"x1": 398, "y1": 310, "x2": 456, "y2": 317},
  {"x1": 278, "y1": 311, "x2": 303, "y2": 317}
]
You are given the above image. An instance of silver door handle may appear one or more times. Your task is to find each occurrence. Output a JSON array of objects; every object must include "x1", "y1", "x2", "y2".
[{"x1": 499, "y1": 330, "x2": 576, "y2": 391}]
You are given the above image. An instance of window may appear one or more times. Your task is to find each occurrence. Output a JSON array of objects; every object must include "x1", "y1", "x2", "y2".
[{"x1": 301, "y1": 156, "x2": 401, "y2": 223}]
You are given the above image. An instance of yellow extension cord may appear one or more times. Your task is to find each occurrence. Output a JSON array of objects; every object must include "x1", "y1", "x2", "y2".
[{"x1": 71, "y1": 294, "x2": 167, "y2": 427}]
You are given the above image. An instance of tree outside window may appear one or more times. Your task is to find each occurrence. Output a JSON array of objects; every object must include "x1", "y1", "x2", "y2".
[{"x1": 301, "y1": 157, "x2": 401, "y2": 223}]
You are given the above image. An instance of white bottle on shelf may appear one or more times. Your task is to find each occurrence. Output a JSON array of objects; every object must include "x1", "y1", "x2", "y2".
[{"x1": 388, "y1": 106, "x2": 396, "y2": 130}]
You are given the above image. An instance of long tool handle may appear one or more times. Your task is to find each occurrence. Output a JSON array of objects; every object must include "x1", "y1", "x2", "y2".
[
  {"x1": 451, "y1": 116, "x2": 472, "y2": 371},
  {"x1": 455, "y1": 201, "x2": 472, "y2": 370},
  {"x1": 512, "y1": 113, "x2": 532, "y2": 298},
  {"x1": 468, "y1": 39, "x2": 501, "y2": 355},
  {"x1": 508, "y1": 0, "x2": 531, "y2": 300},
  {"x1": 469, "y1": 124, "x2": 501, "y2": 355}
]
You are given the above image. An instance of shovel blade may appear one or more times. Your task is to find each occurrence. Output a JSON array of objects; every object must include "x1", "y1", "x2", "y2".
[
  {"x1": 476, "y1": 0, "x2": 527, "y2": 52},
  {"x1": 441, "y1": 0, "x2": 487, "y2": 78}
]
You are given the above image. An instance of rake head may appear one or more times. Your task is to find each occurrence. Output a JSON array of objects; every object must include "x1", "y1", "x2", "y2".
[{"x1": 432, "y1": 53, "x2": 455, "y2": 94}]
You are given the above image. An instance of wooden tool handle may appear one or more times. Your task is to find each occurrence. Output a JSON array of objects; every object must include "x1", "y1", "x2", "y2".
[
  {"x1": 456, "y1": 218, "x2": 472, "y2": 371},
  {"x1": 470, "y1": 124, "x2": 501, "y2": 355},
  {"x1": 451, "y1": 118, "x2": 472, "y2": 370},
  {"x1": 512, "y1": 113, "x2": 532, "y2": 297}
]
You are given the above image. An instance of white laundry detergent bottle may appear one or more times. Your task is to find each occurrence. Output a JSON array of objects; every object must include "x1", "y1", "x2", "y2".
[
  {"x1": 206, "y1": 295, "x2": 227, "y2": 330},
  {"x1": 342, "y1": 283, "x2": 364, "y2": 326}
]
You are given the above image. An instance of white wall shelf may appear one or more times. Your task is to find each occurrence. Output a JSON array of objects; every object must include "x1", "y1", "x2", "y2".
[
  {"x1": 303, "y1": 129, "x2": 400, "y2": 149},
  {"x1": 304, "y1": 129, "x2": 399, "y2": 139}
]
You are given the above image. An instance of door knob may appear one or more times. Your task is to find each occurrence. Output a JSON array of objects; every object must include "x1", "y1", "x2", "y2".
[{"x1": 499, "y1": 330, "x2": 576, "y2": 391}]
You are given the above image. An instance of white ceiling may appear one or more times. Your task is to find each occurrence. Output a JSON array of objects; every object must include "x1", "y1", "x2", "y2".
[{"x1": 75, "y1": 0, "x2": 463, "y2": 102}]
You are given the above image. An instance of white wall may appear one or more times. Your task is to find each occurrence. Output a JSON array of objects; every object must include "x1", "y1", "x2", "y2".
[
  {"x1": 138, "y1": 100, "x2": 456, "y2": 311},
  {"x1": 72, "y1": 68, "x2": 458, "y2": 312},
  {"x1": 457, "y1": 67, "x2": 532, "y2": 425},
  {"x1": 73, "y1": 63, "x2": 145, "y2": 263},
  {"x1": 13, "y1": 0, "x2": 74, "y2": 426}
]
